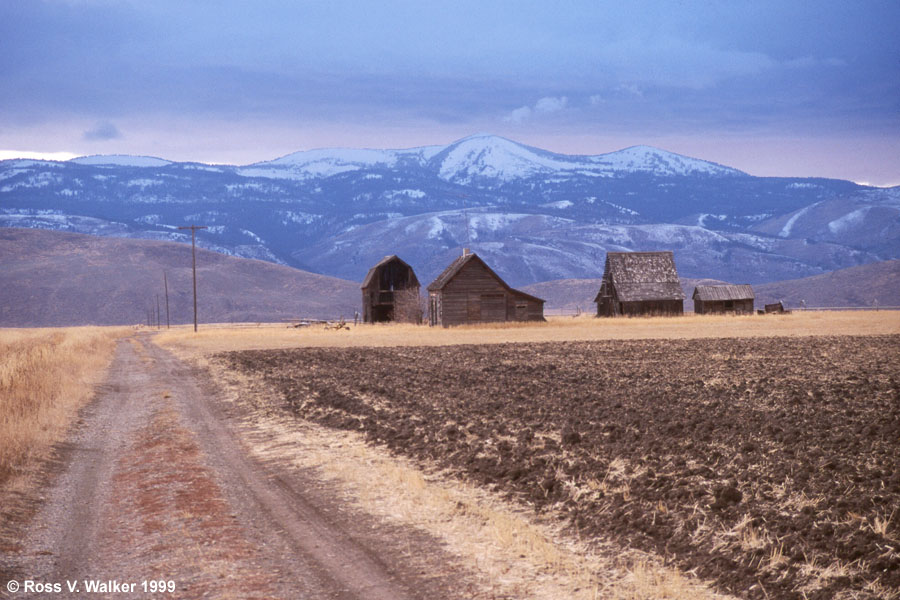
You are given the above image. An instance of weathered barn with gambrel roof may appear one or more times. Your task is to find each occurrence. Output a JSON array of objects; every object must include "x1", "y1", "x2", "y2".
[
  {"x1": 692, "y1": 284, "x2": 755, "y2": 314},
  {"x1": 594, "y1": 251, "x2": 685, "y2": 316},
  {"x1": 361, "y1": 255, "x2": 421, "y2": 323},
  {"x1": 427, "y1": 251, "x2": 544, "y2": 326}
]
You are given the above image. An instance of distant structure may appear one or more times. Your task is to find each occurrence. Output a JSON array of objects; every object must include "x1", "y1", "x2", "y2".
[
  {"x1": 764, "y1": 301, "x2": 787, "y2": 314},
  {"x1": 692, "y1": 284, "x2": 755, "y2": 314},
  {"x1": 427, "y1": 250, "x2": 545, "y2": 326},
  {"x1": 594, "y1": 251, "x2": 685, "y2": 316},
  {"x1": 361, "y1": 255, "x2": 421, "y2": 323}
]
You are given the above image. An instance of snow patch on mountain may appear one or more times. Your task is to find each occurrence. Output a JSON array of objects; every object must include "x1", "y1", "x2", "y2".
[
  {"x1": 828, "y1": 207, "x2": 872, "y2": 234},
  {"x1": 602, "y1": 200, "x2": 639, "y2": 216},
  {"x1": 542, "y1": 200, "x2": 573, "y2": 209},
  {"x1": 178, "y1": 164, "x2": 224, "y2": 172},
  {"x1": 240, "y1": 229, "x2": 265, "y2": 243},
  {"x1": 70, "y1": 155, "x2": 172, "y2": 167},
  {"x1": 591, "y1": 146, "x2": 743, "y2": 177},
  {"x1": 126, "y1": 178, "x2": 163, "y2": 188},
  {"x1": 242, "y1": 145, "x2": 443, "y2": 180},
  {"x1": 1, "y1": 172, "x2": 61, "y2": 191},
  {"x1": 383, "y1": 189, "x2": 426, "y2": 203},
  {"x1": 278, "y1": 210, "x2": 321, "y2": 225},
  {"x1": 779, "y1": 202, "x2": 820, "y2": 238},
  {"x1": 434, "y1": 135, "x2": 593, "y2": 183}
]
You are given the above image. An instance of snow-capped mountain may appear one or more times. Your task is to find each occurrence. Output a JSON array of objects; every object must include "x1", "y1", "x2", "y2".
[
  {"x1": 239, "y1": 145, "x2": 444, "y2": 180},
  {"x1": 1, "y1": 134, "x2": 897, "y2": 287},
  {"x1": 430, "y1": 134, "x2": 743, "y2": 184}
]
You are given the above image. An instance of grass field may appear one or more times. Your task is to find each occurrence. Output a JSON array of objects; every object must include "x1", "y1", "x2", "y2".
[
  {"x1": 155, "y1": 310, "x2": 900, "y2": 355},
  {"x1": 0, "y1": 326, "x2": 128, "y2": 541}
]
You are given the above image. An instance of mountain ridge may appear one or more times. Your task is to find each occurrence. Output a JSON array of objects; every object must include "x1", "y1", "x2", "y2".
[{"x1": 1, "y1": 134, "x2": 897, "y2": 288}]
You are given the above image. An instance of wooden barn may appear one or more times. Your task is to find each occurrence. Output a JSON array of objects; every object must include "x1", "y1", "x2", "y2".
[
  {"x1": 427, "y1": 251, "x2": 545, "y2": 326},
  {"x1": 692, "y1": 284, "x2": 755, "y2": 314},
  {"x1": 361, "y1": 255, "x2": 421, "y2": 323},
  {"x1": 594, "y1": 251, "x2": 685, "y2": 317}
]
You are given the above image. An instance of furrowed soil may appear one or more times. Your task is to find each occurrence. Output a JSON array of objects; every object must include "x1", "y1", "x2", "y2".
[{"x1": 217, "y1": 335, "x2": 900, "y2": 600}]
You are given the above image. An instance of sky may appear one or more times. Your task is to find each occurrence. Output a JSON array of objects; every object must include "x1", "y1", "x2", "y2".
[{"x1": 1, "y1": 0, "x2": 898, "y2": 185}]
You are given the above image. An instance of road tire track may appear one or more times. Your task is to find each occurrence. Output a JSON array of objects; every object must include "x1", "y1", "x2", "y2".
[{"x1": 8, "y1": 334, "x2": 468, "y2": 599}]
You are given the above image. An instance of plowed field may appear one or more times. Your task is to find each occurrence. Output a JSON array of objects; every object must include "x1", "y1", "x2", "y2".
[{"x1": 219, "y1": 335, "x2": 900, "y2": 600}]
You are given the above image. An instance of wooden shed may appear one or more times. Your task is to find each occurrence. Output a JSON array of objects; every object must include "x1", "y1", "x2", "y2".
[
  {"x1": 692, "y1": 284, "x2": 755, "y2": 314},
  {"x1": 361, "y1": 255, "x2": 421, "y2": 323},
  {"x1": 426, "y1": 251, "x2": 545, "y2": 326},
  {"x1": 594, "y1": 251, "x2": 685, "y2": 317}
]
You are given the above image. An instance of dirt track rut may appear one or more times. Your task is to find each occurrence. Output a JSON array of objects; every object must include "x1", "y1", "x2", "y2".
[{"x1": 9, "y1": 334, "x2": 464, "y2": 599}]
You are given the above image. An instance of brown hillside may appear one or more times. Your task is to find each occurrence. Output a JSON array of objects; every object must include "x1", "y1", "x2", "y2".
[
  {"x1": 0, "y1": 228, "x2": 360, "y2": 327},
  {"x1": 754, "y1": 259, "x2": 900, "y2": 308}
]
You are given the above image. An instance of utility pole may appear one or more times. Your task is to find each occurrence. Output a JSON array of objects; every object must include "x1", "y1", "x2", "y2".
[
  {"x1": 163, "y1": 271, "x2": 170, "y2": 328},
  {"x1": 156, "y1": 294, "x2": 161, "y2": 330},
  {"x1": 178, "y1": 225, "x2": 208, "y2": 332}
]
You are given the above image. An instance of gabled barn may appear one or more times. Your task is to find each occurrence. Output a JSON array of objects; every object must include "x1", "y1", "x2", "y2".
[
  {"x1": 361, "y1": 255, "x2": 421, "y2": 323},
  {"x1": 692, "y1": 284, "x2": 755, "y2": 314},
  {"x1": 594, "y1": 251, "x2": 685, "y2": 317},
  {"x1": 427, "y1": 251, "x2": 544, "y2": 327}
]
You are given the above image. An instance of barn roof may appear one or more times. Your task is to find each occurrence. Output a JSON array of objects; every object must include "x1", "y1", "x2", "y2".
[
  {"x1": 594, "y1": 251, "x2": 685, "y2": 302},
  {"x1": 692, "y1": 284, "x2": 755, "y2": 302},
  {"x1": 426, "y1": 252, "x2": 544, "y2": 303},
  {"x1": 361, "y1": 255, "x2": 419, "y2": 290}
]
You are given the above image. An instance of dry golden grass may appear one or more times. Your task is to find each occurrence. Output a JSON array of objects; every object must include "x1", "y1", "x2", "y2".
[
  {"x1": 152, "y1": 312, "x2": 897, "y2": 600},
  {"x1": 0, "y1": 326, "x2": 128, "y2": 486},
  {"x1": 155, "y1": 310, "x2": 900, "y2": 356},
  {"x1": 178, "y1": 338, "x2": 745, "y2": 600},
  {"x1": 217, "y1": 383, "x2": 735, "y2": 600}
]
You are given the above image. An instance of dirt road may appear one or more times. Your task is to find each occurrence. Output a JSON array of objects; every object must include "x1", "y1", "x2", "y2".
[{"x1": 6, "y1": 334, "x2": 468, "y2": 599}]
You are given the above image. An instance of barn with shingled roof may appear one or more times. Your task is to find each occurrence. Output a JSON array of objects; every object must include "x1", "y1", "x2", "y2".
[
  {"x1": 427, "y1": 250, "x2": 544, "y2": 327},
  {"x1": 594, "y1": 251, "x2": 685, "y2": 316},
  {"x1": 692, "y1": 284, "x2": 755, "y2": 314}
]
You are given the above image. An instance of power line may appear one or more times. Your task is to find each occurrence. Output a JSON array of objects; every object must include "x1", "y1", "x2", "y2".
[
  {"x1": 178, "y1": 225, "x2": 208, "y2": 332},
  {"x1": 163, "y1": 271, "x2": 170, "y2": 328}
]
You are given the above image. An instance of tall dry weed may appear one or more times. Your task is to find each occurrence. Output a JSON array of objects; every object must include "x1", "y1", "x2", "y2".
[{"x1": 0, "y1": 327, "x2": 127, "y2": 485}]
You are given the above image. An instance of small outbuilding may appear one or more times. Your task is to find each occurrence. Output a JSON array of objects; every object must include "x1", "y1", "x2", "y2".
[
  {"x1": 361, "y1": 255, "x2": 421, "y2": 323},
  {"x1": 692, "y1": 284, "x2": 755, "y2": 314},
  {"x1": 764, "y1": 301, "x2": 787, "y2": 314},
  {"x1": 594, "y1": 251, "x2": 685, "y2": 317},
  {"x1": 427, "y1": 250, "x2": 545, "y2": 327}
]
